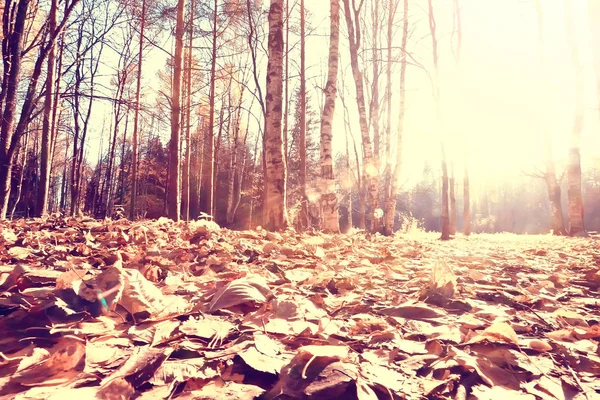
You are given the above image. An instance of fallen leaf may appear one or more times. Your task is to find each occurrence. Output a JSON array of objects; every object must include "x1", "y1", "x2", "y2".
[{"x1": 207, "y1": 277, "x2": 273, "y2": 312}]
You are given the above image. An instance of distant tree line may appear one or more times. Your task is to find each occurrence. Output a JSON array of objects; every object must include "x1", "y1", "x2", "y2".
[{"x1": 1, "y1": 0, "x2": 599, "y2": 237}]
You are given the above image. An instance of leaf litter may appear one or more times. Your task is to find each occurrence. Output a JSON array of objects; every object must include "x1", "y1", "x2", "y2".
[{"x1": 1, "y1": 218, "x2": 600, "y2": 399}]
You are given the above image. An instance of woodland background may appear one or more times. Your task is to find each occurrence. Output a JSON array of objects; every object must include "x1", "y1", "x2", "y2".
[{"x1": 2, "y1": 0, "x2": 600, "y2": 236}]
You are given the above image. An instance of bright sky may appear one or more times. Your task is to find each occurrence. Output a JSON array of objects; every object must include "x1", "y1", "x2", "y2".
[
  {"x1": 322, "y1": 0, "x2": 600, "y2": 187},
  {"x1": 86, "y1": 0, "x2": 600, "y2": 192}
]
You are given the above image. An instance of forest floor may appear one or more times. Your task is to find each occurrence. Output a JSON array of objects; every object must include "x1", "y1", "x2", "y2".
[{"x1": 1, "y1": 218, "x2": 600, "y2": 400}]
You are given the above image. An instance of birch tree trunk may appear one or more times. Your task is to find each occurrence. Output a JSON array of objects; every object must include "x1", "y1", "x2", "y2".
[
  {"x1": 383, "y1": 0, "x2": 408, "y2": 236},
  {"x1": 168, "y1": 0, "x2": 186, "y2": 221},
  {"x1": 263, "y1": 0, "x2": 288, "y2": 231},
  {"x1": 342, "y1": 0, "x2": 378, "y2": 233},
  {"x1": 565, "y1": 0, "x2": 586, "y2": 237},
  {"x1": 319, "y1": 0, "x2": 340, "y2": 232}
]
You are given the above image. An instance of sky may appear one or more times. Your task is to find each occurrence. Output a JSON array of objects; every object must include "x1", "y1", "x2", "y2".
[
  {"x1": 86, "y1": 0, "x2": 600, "y2": 192},
  {"x1": 322, "y1": 0, "x2": 600, "y2": 187}
]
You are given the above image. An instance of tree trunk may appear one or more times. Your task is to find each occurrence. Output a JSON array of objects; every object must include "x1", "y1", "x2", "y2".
[
  {"x1": 440, "y1": 146, "x2": 450, "y2": 240},
  {"x1": 370, "y1": 0, "x2": 381, "y2": 232},
  {"x1": 534, "y1": 0, "x2": 566, "y2": 235},
  {"x1": 70, "y1": 33, "x2": 83, "y2": 217},
  {"x1": 1, "y1": 0, "x2": 79, "y2": 218},
  {"x1": 451, "y1": 0, "x2": 470, "y2": 236},
  {"x1": 9, "y1": 132, "x2": 29, "y2": 219},
  {"x1": 545, "y1": 163, "x2": 566, "y2": 235},
  {"x1": 213, "y1": 99, "x2": 226, "y2": 217},
  {"x1": 130, "y1": 0, "x2": 146, "y2": 220},
  {"x1": 71, "y1": 16, "x2": 102, "y2": 217},
  {"x1": 0, "y1": 0, "x2": 30, "y2": 219},
  {"x1": 298, "y1": 0, "x2": 309, "y2": 229},
  {"x1": 103, "y1": 76, "x2": 126, "y2": 218},
  {"x1": 383, "y1": 0, "x2": 408, "y2": 236},
  {"x1": 202, "y1": 0, "x2": 218, "y2": 218},
  {"x1": 382, "y1": 0, "x2": 394, "y2": 234},
  {"x1": 60, "y1": 135, "x2": 69, "y2": 212},
  {"x1": 118, "y1": 112, "x2": 130, "y2": 206},
  {"x1": 226, "y1": 90, "x2": 245, "y2": 225},
  {"x1": 427, "y1": 0, "x2": 450, "y2": 240},
  {"x1": 226, "y1": 127, "x2": 239, "y2": 225},
  {"x1": 36, "y1": 0, "x2": 58, "y2": 217},
  {"x1": 169, "y1": 0, "x2": 186, "y2": 221},
  {"x1": 230, "y1": 129, "x2": 248, "y2": 224},
  {"x1": 463, "y1": 156, "x2": 470, "y2": 235},
  {"x1": 283, "y1": 0, "x2": 290, "y2": 164},
  {"x1": 565, "y1": 0, "x2": 586, "y2": 237},
  {"x1": 449, "y1": 162, "x2": 456, "y2": 235},
  {"x1": 589, "y1": 0, "x2": 600, "y2": 119},
  {"x1": 53, "y1": 28, "x2": 66, "y2": 212},
  {"x1": 263, "y1": 0, "x2": 288, "y2": 231},
  {"x1": 319, "y1": 0, "x2": 340, "y2": 232},
  {"x1": 342, "y1": 0, "x2": 378, "y2": 233},
  {"x1": 345, "y1": 139, "x2": 353, "y2": 231},
  {"x1": 182, "y1": 0, "x2": 194, "y2": 221}
]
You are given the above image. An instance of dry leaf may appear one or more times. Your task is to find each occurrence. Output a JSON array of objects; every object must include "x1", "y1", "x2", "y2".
[{"x1": 207, "y1": 277, "x2": 272, "y2": 312}]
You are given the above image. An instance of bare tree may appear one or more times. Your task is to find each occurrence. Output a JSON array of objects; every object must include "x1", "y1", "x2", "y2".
[
  {"x1": 169, "y1": 0, "x2": 186, "y2": 221},
  {"x1": 342, "y1": 0, "x2": 378, "y2": 233},
  {"x1": 590, "y1": 0, "x2": 600, "y2": 119},
  {"x1": 9, "y1": 131, "x2": 29, "y2": 219},
  {"x1": 427, "y1": 0, "x2": 450, "y2": 240},
  {"x1": 534, "y1": 0, "x2": 566, "y2": 235},
  {"x1": 453, "y1": 0, "x2": 470, "y2": 236},
  {"x1": 449, "y1": 162, "x2": 456, "y2": 234},
  {"x1": 369, "y1": 0, "x2": 382, "y2": 232},
  {"x1": 182, "y1": 0, "x2": 194, "y2": 221},
  {"x1": 463, "y1": 157, "x2": 470, "y2": 235},
  {"x1": 69, "y1": 0, "x2": 116, "y2": 217},
  {"x1": 319, "y1": 0, "x2": 340, "y2": 232},
  {"x1": 383, "y1": 0, "x2": 408, "y2": 236},
  {"x1": 263, "y1": 0, "x2": 288, "y2": 230},
  {"x1": 201, "y1": 0, "x2": 219, "y2": 218},
  {"x1": 382, "y1": 0, "x2": 396, "y2": 233},
  {"x1": 298, "y1": 0, "x2": 309, "y2": 228},
  {"x1": 130, "y1": 0, "x2": 147, "y2": 220},
  {"x1": 339, "y1": 72, "x2": 364, "y2": 229},
  {"x1": 36, "y1": 0, "x2": 59, "y2": 217},
  {"x1": 283, "y1": 0, "x2": 290, "y2": 164},
  {"x1": 564, "y1": 0, "x2": 586, "y2": 237},
  {"x1": 0, "y1": 0, "x2": 80, "y2": 219}
]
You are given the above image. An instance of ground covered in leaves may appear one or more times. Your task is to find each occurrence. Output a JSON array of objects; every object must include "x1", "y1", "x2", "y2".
[{"x1": 1, "y1": 218, "x2": 600, "y2": 400}]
